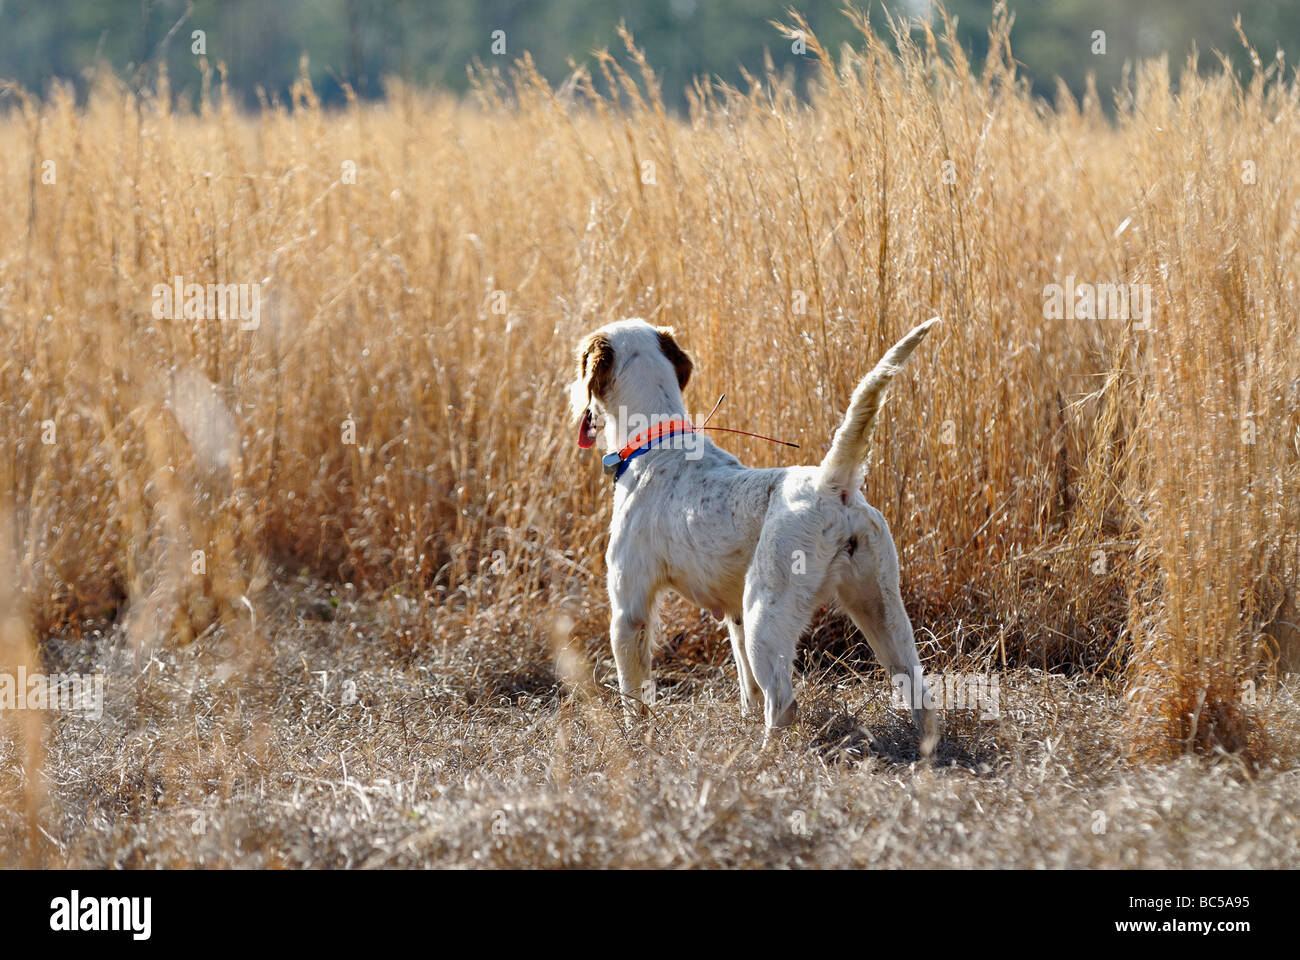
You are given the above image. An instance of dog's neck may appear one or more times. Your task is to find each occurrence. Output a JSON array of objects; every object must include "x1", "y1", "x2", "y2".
[{"x1": 603, "y1": 376, "x2": 687, "y2": 450}]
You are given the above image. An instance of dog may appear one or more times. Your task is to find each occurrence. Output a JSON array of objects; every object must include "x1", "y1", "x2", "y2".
[{"x1": 569, "y1": 317, "x2": 940, "y2": 748}]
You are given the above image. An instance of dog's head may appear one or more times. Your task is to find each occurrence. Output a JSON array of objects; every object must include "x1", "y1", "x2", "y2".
[{"x1": 569, "y1": 319, "x2": 693, "y2": 450}]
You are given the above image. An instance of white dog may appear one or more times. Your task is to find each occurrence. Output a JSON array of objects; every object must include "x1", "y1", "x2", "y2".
[{"x1": 570, "y1": 317, "x2": 940, "y2": 747}]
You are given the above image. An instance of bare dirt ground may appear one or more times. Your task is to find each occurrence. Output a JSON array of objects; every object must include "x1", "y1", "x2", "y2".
[{"x1": 4, "y1": 579, "x2": 1298, "y2": 869}]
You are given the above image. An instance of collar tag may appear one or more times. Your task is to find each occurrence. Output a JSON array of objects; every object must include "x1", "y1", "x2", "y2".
[{"x1": 601, "y1": 451, "x2": 624, "y2": 475}]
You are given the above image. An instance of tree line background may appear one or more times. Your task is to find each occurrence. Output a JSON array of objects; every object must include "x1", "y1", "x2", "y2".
[{"x1": 2, "y1": 0, "x2": 1297, "y2": 109}]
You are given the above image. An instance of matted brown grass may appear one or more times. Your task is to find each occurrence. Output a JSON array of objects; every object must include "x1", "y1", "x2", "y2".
[{"x1": 3, "y1": 577, "x2": 1298, "y2": 868}]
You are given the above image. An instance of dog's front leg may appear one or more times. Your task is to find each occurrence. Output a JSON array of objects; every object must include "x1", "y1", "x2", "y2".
[
  {"x1": 610, "y1": 606, "x2": 655, "y2": 715},
  {"x1": 725, "y1": 616, "x2": 762, "y2": 717}
]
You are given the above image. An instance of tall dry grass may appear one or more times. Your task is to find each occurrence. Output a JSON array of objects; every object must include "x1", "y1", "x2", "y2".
[{"x1": 1, "y1": 7, "x2": 1296, "y2": 763}]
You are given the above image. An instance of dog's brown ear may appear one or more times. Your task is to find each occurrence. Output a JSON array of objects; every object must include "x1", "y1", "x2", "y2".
[
  {"x1": 656, "y1": 327, "x2": 692, "y2": 391},
  {"x1": 578, "y1": 332, "x2": 614, "y2": 403}
]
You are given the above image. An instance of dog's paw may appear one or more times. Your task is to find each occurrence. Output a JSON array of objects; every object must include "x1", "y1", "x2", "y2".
[
  {"x1": 770, "y1": 697, "x2": 799, "y2": 729},
  {"x1": 760, "y1": 724, "x2": 798, "y2": 752},
  {"x1": 916, "y1": 708, "x2": 941, "y2": 758}
]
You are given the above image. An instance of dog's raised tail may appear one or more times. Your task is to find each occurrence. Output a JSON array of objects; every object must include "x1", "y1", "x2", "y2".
[{"x1": 817, "y1": 317, "x2": 941, "y2": 495}]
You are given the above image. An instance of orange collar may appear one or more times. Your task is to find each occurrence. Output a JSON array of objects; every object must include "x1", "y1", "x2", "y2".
[
  {"x1": 602, "y1": 418, "x2": 695, "y2": 480},
  {"x1": 618, "y1": 418, "x2": 695, "y2": 459}
]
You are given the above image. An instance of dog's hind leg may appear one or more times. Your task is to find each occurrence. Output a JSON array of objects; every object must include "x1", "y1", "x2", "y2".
[
  {"x1": 743, "y1": 600, "x2": 806, "y2": 733},
  {"x1": 741, "y1": 499, "x2": 845, "y2": 736},
  {"x1": 742, "y1": 549, "x2": 827, "y2": 735},
  {"x1": 836, "y1": 514, "x2": 939, "y2": 750},
  {"x1": 838, "y1": 587, "x2": 936, "y2": 743},
  {"x1": 724, "y1": 616, "x2": 762, "y2": 718}
]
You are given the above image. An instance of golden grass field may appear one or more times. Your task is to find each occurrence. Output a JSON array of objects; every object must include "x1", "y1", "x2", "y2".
[{"x1": 1, "y1": 10, "x2": 1299, "y2": 867}]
